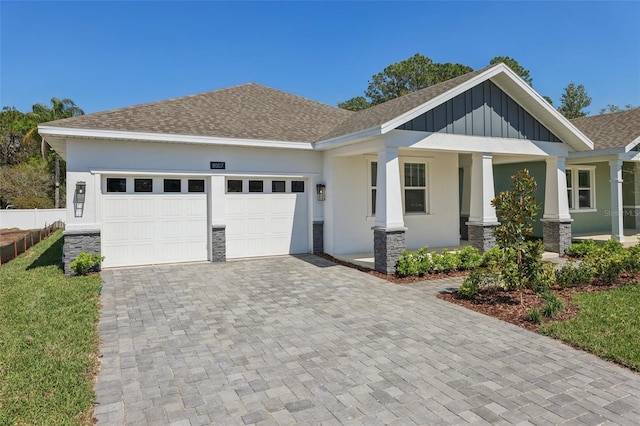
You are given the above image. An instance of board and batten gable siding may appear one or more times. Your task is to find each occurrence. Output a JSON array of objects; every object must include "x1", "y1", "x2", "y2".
[{"x1": 397, "y1": 81, "x2": 561, "y2": 143}]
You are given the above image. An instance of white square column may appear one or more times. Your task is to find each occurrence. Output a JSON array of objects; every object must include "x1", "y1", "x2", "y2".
[
  {"x1": 466, "y1": 153, "x2": 499, "y2": 252},
  {"x1": 541, "y1": 156, "x2": 573, "y2": 254},
  {"x1": 610, "y1": 158, "x2": 625, "y2": 242}
]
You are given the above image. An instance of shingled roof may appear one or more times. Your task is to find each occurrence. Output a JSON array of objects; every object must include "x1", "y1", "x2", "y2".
[
  {"x1": 43, "y1": 83, "x2": 354, "y2": 143},
  {"x1": 571, "y1": 108, "x2": 640, "y2": 151}
]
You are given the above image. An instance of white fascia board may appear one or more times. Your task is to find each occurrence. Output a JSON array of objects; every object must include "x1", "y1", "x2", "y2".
[
  {"x1": 37, "y1": 125, "x2": 314, "y2": 150},
  {"x1": 387, "y1": 131, "x2": 570, "y2": 157},
  {"x1": 624, "y1": 135, "x2": 640, "y2": 153},
  {"x1": 568, "y1": 148, "x2": 625, "y2": 160},
  {"x1": 314, "y1": 127, "x2": 382, "y2": 150}
]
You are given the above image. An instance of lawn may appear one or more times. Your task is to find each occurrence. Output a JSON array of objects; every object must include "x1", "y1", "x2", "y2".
[
  {"x1": 540, "y1": 283, "x2": 640, "y2": 371},
  {"x1": 0, "y1": 230, "x2": 101, "y2": 425}
]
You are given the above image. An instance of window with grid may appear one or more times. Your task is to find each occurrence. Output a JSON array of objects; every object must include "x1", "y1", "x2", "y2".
[
  {"x1": 566, "y1": 166, "x2": 595, "y2": 210},
  {"x1": 404, "y1": 163, "x2": 426, "y2": 213}
]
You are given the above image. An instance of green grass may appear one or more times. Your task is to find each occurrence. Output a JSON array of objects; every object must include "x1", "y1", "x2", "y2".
[
  {"x1": 540, "y1": 284, "x2": 640, "y2": 371},
  {"x1": 0, "y1": 230, "x2": 101, "y2": 425}
]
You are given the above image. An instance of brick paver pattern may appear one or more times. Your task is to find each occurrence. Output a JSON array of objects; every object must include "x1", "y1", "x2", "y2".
[{"x1": 96, "y1": 256, "x2": 640, "y2": 425}]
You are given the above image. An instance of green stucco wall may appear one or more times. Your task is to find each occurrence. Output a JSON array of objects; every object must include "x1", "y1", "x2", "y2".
[
  {"x1": 493, "y1": 161, "x2": 546, "y2": 237},
  {"x1": 569, "y1": 162, "x2": 611, "y2": 235}
]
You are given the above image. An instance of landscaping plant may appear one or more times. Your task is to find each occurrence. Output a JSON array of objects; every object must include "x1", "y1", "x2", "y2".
[{"x1": 70, "y1": 252, "x2": 104, "y2": 276}]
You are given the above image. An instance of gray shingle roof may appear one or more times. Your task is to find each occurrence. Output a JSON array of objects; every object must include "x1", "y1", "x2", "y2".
[
  {"x1": 571, "y1": 108, "x2": 640, "y2": 150},
  {"x1": 322, "y1": 66, "x2": 494, "y2": 140},
  {"x1": 43, "y1": 83, "x2": 354, "y2": 143}
]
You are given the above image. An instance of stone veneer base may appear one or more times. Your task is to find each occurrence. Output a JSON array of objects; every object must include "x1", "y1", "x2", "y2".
[
  {"x1": 373, "y1": 227, "x2": 406, "y2": 275},
  {"x1": 466, "y1": 222, "x2": 498, "y2": 252},
  {"x1": 63, "y1": 230, "x2": 101, "y2": 276},
  {"x1": 313, "y1": 221, "x2": 324, "y2": 254},
  {"x1": 542, "y1": 220, "x2": 573, "y2": 254},
  {"x1": 212, "y1": 226, "x2": 226, "y2": 262}
]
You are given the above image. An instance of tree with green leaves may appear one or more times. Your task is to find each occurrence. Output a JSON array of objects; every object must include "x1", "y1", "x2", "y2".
[
  {"x1": 22, "y1": 98, "x2": 84, "y2": 208},
  {"x1": 558, "y1": 82, "x2": 591, "y2": 119},
  {"x1": 489, "y1": 56, "x2": 533, "y2": 86},
  {"x1": 0, "y1": 107, "x2": 33, "y2": 165},
  {"x1": 338, "y1": 54, "x2": 472, "y2": 110},
  {"x1": 492, "y1": 169, "x2": 544, "y2": 304}
]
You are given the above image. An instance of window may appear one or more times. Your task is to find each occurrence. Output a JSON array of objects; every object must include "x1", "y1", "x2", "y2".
[
  {"x1": 249, "y1": 180, "x2": 263, "y2": 193},
  {"x1": 371, "y1": 162, "x2": 377, "y2": 215},
  {"x1": 164, "y1": 179, "x2": 182, "y2": 193},
  {"x1": 566, "y1": 166, "x2": 595, "y2": 210},
  {"x1": 227, "y1": 180, "x2": 243, "y2": 193},
  {"x1": 272, "y1": 180, "x2": 286, "y2": 193},
  {"x1": 291, "y1": 181, "x2": 305, "y2": 193},
  {"x1": 134, "y1": 178, "x2": 153, "y2": 192},
  {"x1": 188, "y1": 179, "x2": 205, "y2": 193},
  {"x1": 404, "y1": 163, "x2": 426, "y2": 213},
  {"x1": 106, "y1": 178, "x2": 126, "y2": 192}
]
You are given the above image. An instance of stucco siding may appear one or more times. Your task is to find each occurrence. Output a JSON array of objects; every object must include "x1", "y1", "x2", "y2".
[
  {"x1": 493, "y1": 161, "x2": 547, "y2": 237},
  {"x1": 569, "y1": 162, "x2": 611, "y2": 235}
]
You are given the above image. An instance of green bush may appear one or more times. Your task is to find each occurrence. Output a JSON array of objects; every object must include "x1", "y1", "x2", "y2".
[
  {"x1": 480, "y1": 245, "x2": 506, "y2": 267},
  {"x1": 602, "y1": 238, "x2": 624, "y2": 254},
  {"x1": 565, "y1": 239, "x2": 598, "y2": 258},
  {"x1": 541, "y1": 292, "x2": 564, "y2": 318},
  {"x1": 555, "y1": 262, "x2": 594, "y2": 287},
  {"x1": 583, "y1": 251, "x2": 624, "y2": 285},
  {"x1": 70, "y1": 252, "x2": 104, "y2": 276},
  {"x1": 525, "y1": 308, "x2": 542, "y2": 324},
  {"x1": 457, "y1": 245, "x2": 483, "y2": 270},
  {"x1": 457, "y1": 267, "x2": 503, "y2": 299},
  {"x1": 12, "y1": 195, "x2": 54, "y2": 209},
  {"x1": 415, "y1": 247, "x2": 432, "y2": 275},
  {"x1": 431, "y1": 250, "x2": 459, "y2": 273},
  {"x1": 623, "y1": 244, "x2": 640, "y2": 273}
]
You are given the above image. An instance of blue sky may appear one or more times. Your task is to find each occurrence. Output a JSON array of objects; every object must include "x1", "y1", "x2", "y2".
[{"x1": 1, "y1": 1, "x2": 639, "y2": 116}]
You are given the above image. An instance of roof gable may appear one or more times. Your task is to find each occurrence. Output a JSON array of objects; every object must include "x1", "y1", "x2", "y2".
[
  {"x1": 571, "y1": 108, "x2": 640, "y2": 151},
  {"x1": 397, "y1": 80, "x2": 561, "y2": 142},
  {"x1": 43, "y1": 83, "x2": 353, "y2": 143}
]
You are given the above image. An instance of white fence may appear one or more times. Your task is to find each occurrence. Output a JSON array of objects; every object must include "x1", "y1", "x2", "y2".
[{"x1": 0, "y1": 208, "x2": 67, "y2": 230}]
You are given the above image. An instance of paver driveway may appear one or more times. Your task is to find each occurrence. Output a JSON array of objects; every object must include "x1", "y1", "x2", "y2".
[{"x1": 96, "y1": 256, "x2": 640, "y2": 425}]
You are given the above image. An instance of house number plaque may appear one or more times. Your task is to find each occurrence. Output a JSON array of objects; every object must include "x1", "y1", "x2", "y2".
[{"x1": 210, "y1": 162, "x2": 226, "y2": 170}]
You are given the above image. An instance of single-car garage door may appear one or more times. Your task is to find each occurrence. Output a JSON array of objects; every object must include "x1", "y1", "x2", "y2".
[
  {"x1": 101, "y1": 177, "x2": 208, "y2": 268},
  {"x1": 225, "y1": 178, "x2": 309, "y2": 259}
]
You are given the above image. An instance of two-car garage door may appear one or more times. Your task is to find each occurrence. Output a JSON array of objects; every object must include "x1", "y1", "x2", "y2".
[{"x1": 100, "y1": 176, "x2": 309, "y2": 268}]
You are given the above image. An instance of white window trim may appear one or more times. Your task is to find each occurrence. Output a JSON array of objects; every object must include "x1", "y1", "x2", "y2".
[
  {"x1": 368, "y1": 160, "x2": 377, "y2": 217},
  {"x1": 566, "y1": 165, "x2": 596, "y2": 213},
  {"x1": 401, "y1": 160, "x2": 429, "y2": 215}
]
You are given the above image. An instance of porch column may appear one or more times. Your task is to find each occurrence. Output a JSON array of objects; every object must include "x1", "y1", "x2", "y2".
[
  {"x1": 210, "y1": 175, "x2": 226, "y2": 262},
  {"x1": 459, "y1": 155, "x2": 472, "y2": 240},
  {"x1": 541, "y1": 156, "x2": 573, "y2": 254},
  {"x1": 610, "y1": 158, "x2": 625, "y2": 242},
  {"x1": 373, "y1": 146, "x2": 406, "y2": 274},
  {"x1": 467, "y1": 153, "x2": 499, "y2": 252}
]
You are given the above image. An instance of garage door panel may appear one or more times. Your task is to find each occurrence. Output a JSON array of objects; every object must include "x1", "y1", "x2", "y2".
[
  {"x1": 102, "y1": 193, "x2": 207, "y2": 268},
  {"x1": 226, "y1": 193, "x2": 308, "y2": 259}
]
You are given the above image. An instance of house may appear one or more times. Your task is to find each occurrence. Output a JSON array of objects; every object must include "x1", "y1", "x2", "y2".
[
  {"x1": 567, "y1": 108, "x2": 640, "y2": 241},
  {"x1": 38, "y1": 63, "x2": 593, "y2": 275}
]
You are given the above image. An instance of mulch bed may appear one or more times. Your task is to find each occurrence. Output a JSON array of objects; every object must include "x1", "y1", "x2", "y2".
[{"x1": 319, "y1": 252, "x2": 639, "y2": 332}]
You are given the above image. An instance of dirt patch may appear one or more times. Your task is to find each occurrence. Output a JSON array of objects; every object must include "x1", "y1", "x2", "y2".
[{"x1": 0, "y1": 228, "x2": 39, "y2": 246}]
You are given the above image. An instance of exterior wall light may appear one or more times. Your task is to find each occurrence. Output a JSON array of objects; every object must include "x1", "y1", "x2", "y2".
[
  {"x1": 75, "y1": 181, "x2": 86, "y2": 204},
  {"x1": 316, "y1": 184, "x2": 326, "y2": 201}
]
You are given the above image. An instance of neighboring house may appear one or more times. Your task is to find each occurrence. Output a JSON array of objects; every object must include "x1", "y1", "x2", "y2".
[
  {"x1": 39, "y1": 63, "x2": 593, "y2": 275},
  {"x1": 567, "y1": 108, "x2": 640, "y2": 241}
]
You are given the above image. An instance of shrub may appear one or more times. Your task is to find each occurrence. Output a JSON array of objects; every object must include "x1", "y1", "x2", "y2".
[
  {"x1": 431, "y1": 250, "x2": 459, "y2": 273},
  {"x1": 555, "y1": 262, "x2": 594, "y2": 287},
  {"x1": 565, "y1": 239, "x2": 598, "y2": 258},
  {"x1": 623, "y1": 245, "x2": 640, "y2": 273},
  {"x1": 480, "y1": 245, "x2": 505, "y2": 267},
  {"x1": 541, "y1": 292, "x2": 564, "y2": 318},
  {"x1": 457, "y1": 245, "x2": 483, "y2": 270},
  {"x1": 525, "y1": 308, "x2": 542, "y2": 324},
  {"x1": 70, "y1": 252, "x2": 104, "y2": 276},
  {"x1": 602, "y1": 238, "x2": 624, "y2": 254},
  {"x1": 415, "y1": 247, "x2": 432, "y2": 275},
  {"x1": 583, "y1": 251, "x2": 624, "y2": 285},
  {"x1": 457, "y1": 267, "x2": 503, "y2": 299},
  {"x1": 12, "y1": 195, "x2": 54, "y2": 209},
  {"x1": 457, "y1": 278, "x2": 479, "y2": 299}
]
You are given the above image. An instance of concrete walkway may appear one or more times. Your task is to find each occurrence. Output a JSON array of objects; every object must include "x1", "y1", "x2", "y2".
[{"x1": 96, "y1": 256, "x2": 640, "y2": 425}]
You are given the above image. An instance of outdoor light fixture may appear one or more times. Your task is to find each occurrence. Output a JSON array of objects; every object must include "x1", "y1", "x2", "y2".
[
  {"x1": 316, "y1": 184, "x2": 326, "y2": 201},
  {"x1": 75, "y1": 181, "x2": 86, "y2": 204}
]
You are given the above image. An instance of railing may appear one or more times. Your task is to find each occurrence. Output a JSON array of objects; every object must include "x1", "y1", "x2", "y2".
[{"x1": 0, "y1": 221, "x2": 65, "y2": 266}]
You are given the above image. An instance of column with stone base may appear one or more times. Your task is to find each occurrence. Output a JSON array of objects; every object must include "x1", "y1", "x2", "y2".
[
  {"x1": 373, "y1": 227, "x2": 406, "y2": 275},
  {"x1": 466, "y1": 222, "x2": 498, "y2": 252},
  {"x1": 313, "y1": 221, "x2": 324, "y2": 254},
  {"x1": 63, "y1": 230, "x2": 101, "y2": 276},
  {"x1": 542, "y1": 219, "x2": 573, "y2": 254},
  {"x1": 211, "y1": 226, "x2": 226, "y2": 262}
]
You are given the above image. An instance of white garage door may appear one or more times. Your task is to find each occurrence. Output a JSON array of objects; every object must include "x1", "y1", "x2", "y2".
[
  {"x1": 225, "y1": 192, "x2": 309, "y2": 259},
  {"x1": 102, "y1": 193, "x2": 208, "y2": 268}
]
